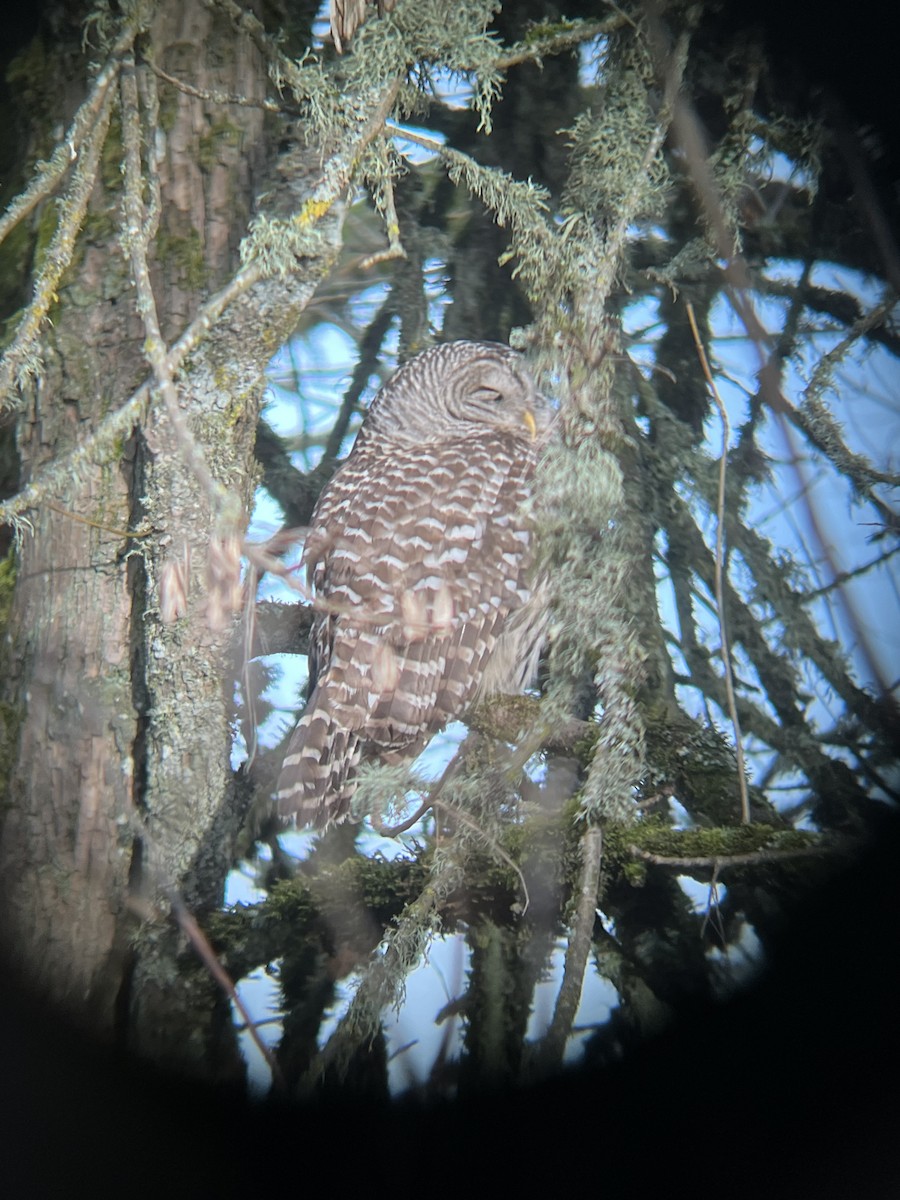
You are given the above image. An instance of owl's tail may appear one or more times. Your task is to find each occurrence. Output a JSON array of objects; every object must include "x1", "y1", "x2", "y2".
[{"x1": 275, "y1": 702, "x2": 363, "y2": 828}]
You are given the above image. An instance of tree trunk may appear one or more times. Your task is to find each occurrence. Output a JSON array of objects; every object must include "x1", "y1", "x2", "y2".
[{"x1": 0, "y1": 0, "x2": 278, "y2": 1069}]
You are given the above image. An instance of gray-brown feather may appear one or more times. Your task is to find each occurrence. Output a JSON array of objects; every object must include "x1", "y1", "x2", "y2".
[{"x1": 275, "y1": 341, "x2": 550, "y2": 829}]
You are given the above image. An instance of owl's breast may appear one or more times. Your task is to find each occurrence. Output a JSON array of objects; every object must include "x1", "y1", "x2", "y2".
[{"x1": 301, "y1": 432, "x2": 537, "y2": 650}]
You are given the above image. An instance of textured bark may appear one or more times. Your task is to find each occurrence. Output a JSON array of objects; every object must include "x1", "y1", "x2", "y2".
[
  {"x1": 0, "y1": 0, "x2": 318, "y2": 1068},
  {"x1": 0, "y1": 19, "x2": 149, "y2": 1028}
]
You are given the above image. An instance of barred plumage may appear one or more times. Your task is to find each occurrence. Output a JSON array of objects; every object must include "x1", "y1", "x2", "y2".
[{"x1": 275, "y1": 340, "x2": 550, "y2": 828}]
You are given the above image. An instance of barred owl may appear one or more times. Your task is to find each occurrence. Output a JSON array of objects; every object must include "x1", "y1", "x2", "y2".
[{"x1": 276, "y1": 340, "x2": 550, "y2": 828}]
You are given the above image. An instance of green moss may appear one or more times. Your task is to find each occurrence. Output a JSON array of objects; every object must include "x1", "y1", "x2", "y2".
[
  {"x1": 0, "y1": 219, "x2": 33, "y2": 327},
  {"x1": 617, "y1": 821, "x2": 818, "y2": 864},
  {"x1": 640, "y1": 715, "x2": 755, "y2": 826},
  {"x1": 572, "y1": 722, "x2": 601, "y2": 767},
  {"x1": 155, "y1": 228, "x2": 207, "y2": 290},
  {"x1": 632, "y1": 823, "x2": 780, "y2": 858},
  {"x1": 157, "y1": 85, "x2": 179, "y2": 134},
  {"x1": 318, "y1": 852, "x2": 427, "y2": 918},
  {"x1": 622, "y1": 858, "x2": 646, "y2": 886},
  {"x1": 6, "y1": 36, "x2": 52, "y2": 120},
  {"x1": 82, "y1": 208, "x2": 118, "y2": 244},
  {"x1": 0, "y1": 555, "x2": 22, "y2": 808},
  {"x1": 198, "y1": 118, "x2": 242, "y2": 172},
  {"x1": 523, "y1": 19, "x2": 580, "y2": 45},
  {"x1": 0, "y1": 553, "x2": 16, "y2": 635}
]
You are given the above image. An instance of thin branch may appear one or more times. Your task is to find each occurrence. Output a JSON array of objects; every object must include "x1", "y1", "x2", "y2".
[
  {"x1": 796, "y1": 293, "x2": 900, "y2": 495},
  {"x1": 143, "y1": 54, "x2": 282, "y2": 111},
  {"x1": 322, "y1": 297, "x2": 396, "y2": 462},
  {"x1": 686, "y1": 301, "x2": 750, "y2": 823},
  {"x1": 436, "y1": 799, "x2": 531, "y2": 916},
  {"x1": 296, "y1": 850, "x2": 462, "y2": 1097},
  {"x1": 1, "y1": 78, "x2": 401, "y2": 531},
  {"x1": 777, "y1": 418, "x2": 896, "y2": 698},
  {"x1": 804, "y1": 543, "x2": 900, "y2": 600},
  {"x1": 384, "y1": 120, "x2": 555, "y2": 273},
  {"x1": 493, "y1": 16, "x2": 622, "y2": 70},
  {"x1": 666, "y1": 76, "x2": 795, "y2": 420},
  {"x1": 0, "y1": 12, "x2": 145, "y2": 251},
  {"x1": 166, "y1": 891, "x2": 285, "y2": 1092},
  {"x1": 359, "y1": 139, "x2": 407, "y2": 269},
  {"x1": 370, "y1": 738, "x2": 532, "y2": 915},
  {"x1": 43, "y1": 500, "x2": 150, "y2": 540},
  {"x1": 0, "y1": 85, "x2": 117, "y2": 407},
  {"x1": 762, "y1": 276, "x2": 900, "y2": 361}
]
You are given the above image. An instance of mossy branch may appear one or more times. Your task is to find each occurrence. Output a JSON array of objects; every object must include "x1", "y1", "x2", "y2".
[
  {"x1": 0, "y1": 73, "x2": 401, "y2": 533},
  {"x1": 296, "y1": 847, "x2": 463, "y2": 1096},
  {"x1": 0, "y1": 9, "x2": 148, "y2": 252},
  {"x1": 0, "y1": 85, "x2": 116, "y2": 409}
]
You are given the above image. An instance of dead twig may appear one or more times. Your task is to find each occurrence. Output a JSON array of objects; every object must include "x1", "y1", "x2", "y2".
[
  {"x1": 686, "y1": 301, "x2": 751, "y2": 824},
  {"x1": 144, "y1": 55, "x2": 282, "y2": 111},
  {"x1": 167, "y1": 890, "x2": 285, "y2": 1092}
]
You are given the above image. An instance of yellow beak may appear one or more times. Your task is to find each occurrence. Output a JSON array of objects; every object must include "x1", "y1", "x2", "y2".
[{"x1": 523, "y1": 409, "x2": 538, "y2": 441}]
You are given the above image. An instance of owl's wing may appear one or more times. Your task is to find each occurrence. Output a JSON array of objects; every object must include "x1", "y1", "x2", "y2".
[
  {"x1": 278, "y1": 431, "x2": 540, "y2": 826},
  {"x1": 317, "y1": 433, "x2": 534, "y2": 735}
]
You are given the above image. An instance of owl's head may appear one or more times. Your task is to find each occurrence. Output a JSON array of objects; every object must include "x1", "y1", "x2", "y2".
[{"x1": 364, "y1": 341, "x2": 551, "y2": 445}]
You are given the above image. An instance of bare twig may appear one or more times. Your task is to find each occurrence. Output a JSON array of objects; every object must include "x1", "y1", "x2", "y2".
[
  {"x1": 43, "y1": 500, "x2": 150, "y2": 540},
  {"x1": 167, "y1": 890, "x2": 285, "y2": 1092},
  {"x1": 144, "y1": 55, "x2": 282, "y2": 111},
  {"x1": 686, "y1": 301, "x2": 751, "y2": 824}
]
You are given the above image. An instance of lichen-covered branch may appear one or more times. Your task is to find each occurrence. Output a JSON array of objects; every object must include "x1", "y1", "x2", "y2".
[
  {"x1": 0, "y1": 9, "x2": 148, "y2": 252},
  {"x1": 0, "y1": 85, "x2": 116, "y2": 408},
  {"x1": 296, "y1": 848, "x2": 463, "y2": 1095}
]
